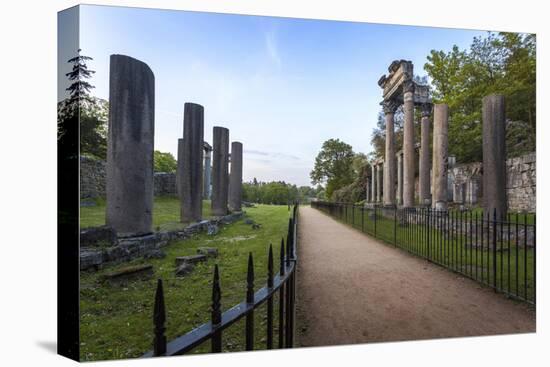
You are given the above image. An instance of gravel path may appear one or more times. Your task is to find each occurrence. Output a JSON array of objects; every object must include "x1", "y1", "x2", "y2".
[{"x1": 296, "y1": 206, "x2": 535, "y2": 348}]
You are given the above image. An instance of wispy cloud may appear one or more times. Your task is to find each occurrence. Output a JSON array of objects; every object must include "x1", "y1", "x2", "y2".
[
  {"x1": 245, "y1": 149, "x2": 300, "y2": 161},
  {"x1": 265, "y1": 29, "x2": 282, "y2": 70}
]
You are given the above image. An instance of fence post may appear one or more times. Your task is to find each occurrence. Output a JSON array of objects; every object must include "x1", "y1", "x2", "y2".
[
  {"x1": 267, "y1": 244, "x2": 274, "y2": 349},
  {"x1": 246, "y1": 253, "x2": 255, "y2": 350},
  {"x1": 211, "y1": 265, "x2": 222, "y2": 353},
  {"x1": 278, "y1": 238, "x2": 285, "y2": 348},
  {"x1": 361, "y1": 206, "x2": 365, "y2": 232},
  {"x1": 374, "y1": 205, "x2": 377, "y2": 237},
  {"x1": 426, "y1": 208, "x2": 432, "y2": 261},
  {"x1": 493, "y1": 208, "x2": 497, "y2": 291},
  {"x1": 153, "y1": 279, "x2": 167, "y2": 356},
  {"x1": 393, "y1": 206, "x2": 397, "y2": 246}
]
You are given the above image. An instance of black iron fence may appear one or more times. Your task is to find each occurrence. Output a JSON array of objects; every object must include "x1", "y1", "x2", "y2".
[
  {"x1": 311, "y1": 201, "x2": 535, "y2": 305},
  {"x1": 142, "y1": 204, "x2": 299, "y2": 357}
]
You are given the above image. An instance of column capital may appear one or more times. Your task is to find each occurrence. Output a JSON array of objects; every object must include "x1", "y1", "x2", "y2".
[
  {"x1": 421, "y1": 103, "x2": 432, "y2": 118},
  {"x1": 403, "y1": 80, "x2": 415, "y2": 94},
  {"x1": 382, "y1": 99, "x2": 400, "y2": 115}
]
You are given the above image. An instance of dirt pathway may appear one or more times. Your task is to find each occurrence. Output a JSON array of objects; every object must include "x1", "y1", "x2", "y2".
[{"x1": 296, "y1": 206, "x2": 535, "y2": 348}]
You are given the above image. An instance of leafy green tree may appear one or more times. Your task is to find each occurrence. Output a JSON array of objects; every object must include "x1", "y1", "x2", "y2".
[
  {"x1": 242, "y1": 180, "x2": 304, "y2": 205},
  {"x1": 424, "y1": 32, "x2": 536, "y2": 162},
  {"x1": 154, "y1": 151, "x2": 177, "y2": 172},
  {"x1": 310, "y1": 139, "x2": 356, "y2": 199}
]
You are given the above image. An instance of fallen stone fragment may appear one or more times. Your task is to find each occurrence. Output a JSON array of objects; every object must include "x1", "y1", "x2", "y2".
[
  {"x1": 197, "y1": 247, "x2": 218, "y2": 258},
  {"x1": 102, "y1": 264, "x2": 153, "y2": 285},
  {"x1": 175, "y1": 254, "x2": 207, "y2": 266}
]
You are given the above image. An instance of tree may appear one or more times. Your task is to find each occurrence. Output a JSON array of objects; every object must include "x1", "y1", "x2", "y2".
[
  {"x1": 154, "y1": 151, "x2": 177, "y2": 172},
  {"x1": 310, "y1": 139, "x2": 356, "y2": 199},
  {"x1": 242, "y1": 180, "x2": 305, "y2": 204},
  {"x1": 58, "y1": 49, "x2": 109, "y2": 159},
  {"x1": 424, "y1": 32, "x2": 536, "y2": 162}
]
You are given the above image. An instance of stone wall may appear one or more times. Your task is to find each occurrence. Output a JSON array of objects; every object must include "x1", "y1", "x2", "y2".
[
  {"x1": 154, "y1": 172, "x2": 177, "y2": 196},
  {"x1": 449, "y1": 152, "x2": 535, "y2": 212},
  {"x1": 80, "y1": 212, "x2": 244, "y2": 270},
  {"x1": 506, "y1": 152, "x2": 536, "y2": 212},
  {"x1": 81, "y1": 156, "x2": 106, "y2": 199},
  {"x1": 80, "y1": 156, "x2": 177, "y2": 199}
]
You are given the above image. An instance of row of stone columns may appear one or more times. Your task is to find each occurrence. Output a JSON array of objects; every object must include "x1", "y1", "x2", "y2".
[
  {"x1": 367, "y1": 95, "x2": 507, "y2": 216},
  {"x1": 105, "y1": 54, "x2": 244, "y2": 238}
]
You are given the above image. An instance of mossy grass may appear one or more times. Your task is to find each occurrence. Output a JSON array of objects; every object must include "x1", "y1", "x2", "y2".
[
  {"x1": 80, "y1": 196, "x2": 213, "y2": 230},
  {"x1": 80, "y1": 204, "x2": 292, "y2": 361}
]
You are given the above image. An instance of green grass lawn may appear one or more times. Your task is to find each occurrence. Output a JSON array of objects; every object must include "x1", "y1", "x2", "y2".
[
  {"x1": 319, "y1": 205, "x2": 535, "y2": 303},
  {"x1": 80, "y1": 196, "x2": 213, "y2": 230},
  {"x1": 80, "y1": 204, "x2": 292, "y2": 361}
]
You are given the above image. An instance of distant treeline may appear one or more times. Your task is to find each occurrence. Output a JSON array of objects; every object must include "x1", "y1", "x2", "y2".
[{"x1": 242, "y1": 179, "x2": 324, "y2": 205}]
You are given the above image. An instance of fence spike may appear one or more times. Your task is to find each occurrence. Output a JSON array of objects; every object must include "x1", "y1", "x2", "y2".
[
  {"x1": 286, "y1": 218, "x2": 293, "y2": 262},
  {"x1": 267, "y1": 244, "x2": 274, "y2": 349},
  {"x1": 153, "y1": 279, "x2": 167, "y2": 356},
  {"x1": 247, "y1": 253, "x2": 255, "y2": 303},
  {"x1": 268, "y1": 244, "x2": 274, "y2": 288},
  {"x1": 212, "y1": 265, "x2": 222, "y2": 325},
  {"x1": 245, "y1": 253, "x2": 255, "y2": 350},
  {"x1": 211, "y1": 265, "x2": 222, "y2": 353}
]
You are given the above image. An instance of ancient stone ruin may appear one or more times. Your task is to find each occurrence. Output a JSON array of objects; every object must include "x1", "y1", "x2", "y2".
[
  {"x1": 106, "y1": 54, "x2": 155, "y2": 237},
  {"x1": 82, "y1": 53, "x2": 246, "y2": 269},
  {"x1": 376, "y1": 60, "x2": 433, "y2": 208},
  {"x1": 367, "y1": 60, "x2": 533, "y2": 214}
]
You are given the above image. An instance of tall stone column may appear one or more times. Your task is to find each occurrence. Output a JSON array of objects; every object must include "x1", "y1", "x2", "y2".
[
  {"x1": 106, "y1": 54, "x2": 155, "y2": 237},
  {"x1": 432, "y1": 104, "x2": 449, "y2": 210},
  {"x1": 229, "y1": 142, "x2": 243, "y2": 212},
  {"x1": 376, "y1": 161, "x2": 383, "y2": 203},
  {"x1": 396, "y1": 150, "x2": 403, "y2": 206},
  {"x1": 419, "y1": 103, "x2": 432, "y2": 206},
  {"x1": 482, "y1": 95, "x2": 507, "y2": 218},
  {"x1": 383, "y1": 100, "x2": 398, "y2": 206},
  {"x1": 176, "y1": 138, "x2": 184, "y2": 198},
  {"x1": 180, "y1": 103, "x2": 204, "y2": 222},
  {"x1": 211, "y1": 126, "x2": 230, "y2": 216},
  {"x1": 370, "y1": 162, "x2": 378, "y2": 203},
  {"x1": 203, "y1": 148, "x2": 212, "y2": 200},
  {"x1": 402, "y1": 81, "x2": 415, "y2": 207}
]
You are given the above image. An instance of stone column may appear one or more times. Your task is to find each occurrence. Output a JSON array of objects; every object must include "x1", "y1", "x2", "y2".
[
  {"x1": 383, "y1": 101, "x2": 398, "y2": 206},
  {"x1": 432, "y1": 104, "x2": 449, "y2": 210},
  {"x1": 180, "y1": 103, "x2": 204, "y2": 222},
  {"x1": 176, "y1": 138, "x2": 184, "y2": 198},
  {"x1": 203, "y1": 148, "x2": 212, "y2": 200},
  {"x1": 229, "y1": 142, "x2": 243, "y2": 212},
  {"x1": 396, "y1": 151, "x2": 403, "y2": 206},
  {"x1": 376, "y1": 161, "x2": 383, "y2": 203},
  {"x1": 419, "y1": 103, "x2": 432, "y2": 206},
  {"x1": 482, "y1": 94, "x2": 507, "y2": 218},
  {"x1": 402, "y1": 81, "x2": 415, "y2": 207},
  {"x1": 211, "y1": 126, "x2": 230, "y2": 216},
  {"x1": 370, "y1": 161, "x2": 378, "y2": 203},
  {"x1": 106, "y1": 54, "x2": 155, "y2": 237}
]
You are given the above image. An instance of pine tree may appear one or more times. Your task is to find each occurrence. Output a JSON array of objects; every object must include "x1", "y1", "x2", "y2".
[{"x1": 66, "y1": 50, "x2": 95, "y2": 103}]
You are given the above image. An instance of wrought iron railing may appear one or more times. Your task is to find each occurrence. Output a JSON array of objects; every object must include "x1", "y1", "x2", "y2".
[
  {"x1": 311, "y1": 201, "x2": 535, "y2": 305},
  {"x1": 142, "y1": 204, "x2": 298, "y2": 357}
]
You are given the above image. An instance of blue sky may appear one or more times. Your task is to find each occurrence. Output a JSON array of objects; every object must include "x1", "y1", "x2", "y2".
[{"x1": 60, "y1": 5, "x2": 487, "y2": 186}]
